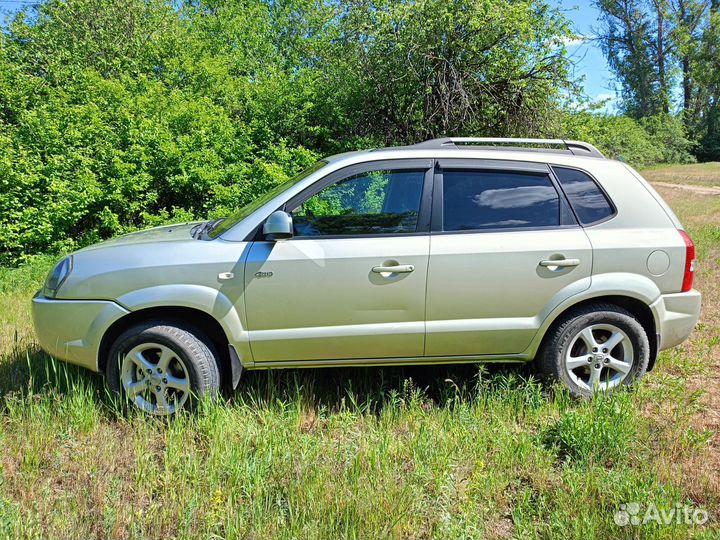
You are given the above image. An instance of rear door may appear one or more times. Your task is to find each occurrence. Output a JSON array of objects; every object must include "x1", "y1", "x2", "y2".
[{"x1": 425, "y1": 159, "x2": 592, "y2": 356}]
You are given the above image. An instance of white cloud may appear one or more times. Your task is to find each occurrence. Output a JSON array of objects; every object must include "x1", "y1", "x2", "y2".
[
  {"x1": 559, "y1": 35, "x2": 591, "y2": 48},
  {"x1": 594, "y1": 93, "x2": 617, "y2": 102}
]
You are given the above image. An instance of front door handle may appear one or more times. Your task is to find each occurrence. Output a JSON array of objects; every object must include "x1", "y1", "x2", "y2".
[
  {"x1": 539, "y1": 258, "x2": 580, "y2": 268},
  {"x1": 372, "y1": 264, "x2": 415, "y2": 274}
]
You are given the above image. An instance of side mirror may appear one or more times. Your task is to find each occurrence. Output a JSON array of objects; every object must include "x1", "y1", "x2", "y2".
[{"x1": 263, "y1": 210, "x2": 294, "y2": 240}]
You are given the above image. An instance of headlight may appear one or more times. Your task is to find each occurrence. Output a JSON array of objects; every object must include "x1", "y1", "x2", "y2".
[{"x1": 43, "y1": 256, "x2": 73, "y2": 298}]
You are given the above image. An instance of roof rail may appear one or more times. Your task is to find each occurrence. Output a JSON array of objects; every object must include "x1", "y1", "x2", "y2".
[{"x1": 413, "y1": 137, "x2": 605, "y2": 158}]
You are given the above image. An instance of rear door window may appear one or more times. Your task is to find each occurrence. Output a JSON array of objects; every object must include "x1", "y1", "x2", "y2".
[{"x1": 442, "y1": 169, "x2": 561, "y2": 231}]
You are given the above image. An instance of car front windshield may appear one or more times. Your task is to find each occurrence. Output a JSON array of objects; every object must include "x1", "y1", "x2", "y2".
[{"x1": 209, "y1": 160, "x2": 328, "y2": 238}]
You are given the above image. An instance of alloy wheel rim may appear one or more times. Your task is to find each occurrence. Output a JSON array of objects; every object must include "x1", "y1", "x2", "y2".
[
  {"x1": 120, "y1": 342, "x2": 191, "y2": 415},
  {"x1": 565, "y1": 323, "x2": 634, "y2": 392}
]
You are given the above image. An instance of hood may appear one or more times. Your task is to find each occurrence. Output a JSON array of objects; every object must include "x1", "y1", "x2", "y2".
[{"x1": 76, "y1": 222, "x2": 202, "y2": 252}]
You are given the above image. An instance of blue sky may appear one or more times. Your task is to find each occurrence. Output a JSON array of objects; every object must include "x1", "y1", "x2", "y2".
[
  {"x1": 552, "y1": 1, "x2": 619, "y2": 111},
  {"x1": 0, "y1": 0, "x2": 618, "y2": 110},
  {"x1": 0, "y1": 0, "x2": 35, "y2": 13}
]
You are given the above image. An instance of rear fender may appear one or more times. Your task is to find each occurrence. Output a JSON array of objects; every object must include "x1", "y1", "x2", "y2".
[{"x1": 523, "y1": 272, "x2": 661, "y2": 358}]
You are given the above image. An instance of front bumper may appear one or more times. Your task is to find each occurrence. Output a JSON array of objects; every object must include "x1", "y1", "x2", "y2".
[
  {"x1": 651, "y1": 289, "x2": 702, "y2": 350},
  {"x1": 31, "y1": 292, "x2": 130, "y2": 371}
]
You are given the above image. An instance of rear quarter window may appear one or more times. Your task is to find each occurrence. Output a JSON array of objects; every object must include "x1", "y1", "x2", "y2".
[{"x1": 553, "y1": 166, "x2": 615, "y2": 225}]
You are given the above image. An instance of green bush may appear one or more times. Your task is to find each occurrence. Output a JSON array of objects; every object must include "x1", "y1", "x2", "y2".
[
  {"x1": 0, "y1": 0, "x2": 578, "y2": 265},
  {"x1": 0, "y1": 69, "x2": 318, "y2": 264},
  {"x1": 561, "y1": 111, "x2": 695, "y2": 168},
  {"x1": 639, "y1": 114, "x2": 696, "y2": 165}
]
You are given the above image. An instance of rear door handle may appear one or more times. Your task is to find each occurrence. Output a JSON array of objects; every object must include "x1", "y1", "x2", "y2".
[
  {"x1": 539, "y1": 258, "x2": 580, "y2": 268},
  {"x1": 372, "y1": 264, "x2": 415, "y2": 274}
]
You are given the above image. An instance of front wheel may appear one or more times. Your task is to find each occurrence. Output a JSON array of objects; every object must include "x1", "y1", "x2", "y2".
[
  {"x1": 106, "y1": 321, "x2": 221, "y2": 415},
  {"x1": 537, "y1": 304, "x2": 650, "y2": 398}
]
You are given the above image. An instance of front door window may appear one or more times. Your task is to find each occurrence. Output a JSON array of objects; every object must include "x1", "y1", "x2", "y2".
[{"x1": 290, "y1": 169, "x2": 426, "y2": 236}]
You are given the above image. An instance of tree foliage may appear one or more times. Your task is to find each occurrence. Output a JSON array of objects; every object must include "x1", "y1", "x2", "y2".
[
  {"x1": 594, "y1": 0, "x2": 720, "y2": 157},
  {"x1": 0, "y1": 0, "x2": 577, "y2": 264},
  {"x1": 595, "y1": 0, "x2": 673, "y2": 117},
  {"x1": 327, "y1": 0, "x2": 574, "y2": 143},
  {"x1": 695, "y1": 1, "x2": 720, "y2": 158},
  {"x1": 0, "y1": 0, "x2": 707, "y2": 265},
  {"x1": 562, "y1": 111, "x2": 694, "y2": 167}
]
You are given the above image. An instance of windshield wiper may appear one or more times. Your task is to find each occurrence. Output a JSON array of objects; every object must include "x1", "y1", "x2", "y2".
[{"x1": 192, "y1": 218, "x2": 224, "y2": 239}]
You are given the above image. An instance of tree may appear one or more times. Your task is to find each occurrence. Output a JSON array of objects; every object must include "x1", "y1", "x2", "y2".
[
  {"x1": 669, "y1": 0, "x2": 709, "y2": 120},
  {"x1": 594, "y1": 0, "x2": 673, "y2": 117},
  {"x1": 326, "y1": 0, "x2": 575, "y2": 144},
  {"x1": 595, "y1": 0, "x2": 720, "y2": 159},
  {"x1": 696, "y1": 0, "x2": 720, "y2": 158}
]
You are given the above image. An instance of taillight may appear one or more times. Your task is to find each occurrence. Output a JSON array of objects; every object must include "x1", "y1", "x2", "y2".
[{"x1": 679, "y1": 229, "x2": 696, "y2": 292}]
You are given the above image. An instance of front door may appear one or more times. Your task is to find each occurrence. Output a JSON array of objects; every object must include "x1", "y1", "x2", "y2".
[{"x1": 244, "y1": 160, "x2": 433, "y2": 363}]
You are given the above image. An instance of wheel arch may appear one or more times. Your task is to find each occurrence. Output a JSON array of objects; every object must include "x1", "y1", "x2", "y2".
[
  {"x1": 531, "y1": 294, "x2": 659, "y2": 370},
  {"x1": 98, "y1": 306, "x2": 234, "y2": 386}
]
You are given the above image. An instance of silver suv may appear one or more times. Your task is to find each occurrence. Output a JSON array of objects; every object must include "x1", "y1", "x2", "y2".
[{"x1": 32, "y1": 138, "x2": 701, "y2": 414}]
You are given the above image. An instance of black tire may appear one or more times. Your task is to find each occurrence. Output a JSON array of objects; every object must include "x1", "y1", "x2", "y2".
[
  {"x1": 537, "y1": 303, "x2": 650, "y2": 398},
  {"x1": 106, "y1": 320, "x2": 221, "y2": 414}
]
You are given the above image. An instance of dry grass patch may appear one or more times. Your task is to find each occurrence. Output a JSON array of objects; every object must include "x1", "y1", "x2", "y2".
[{"x1": 643, "y1": 161, "x2": 720, "y2": 186}]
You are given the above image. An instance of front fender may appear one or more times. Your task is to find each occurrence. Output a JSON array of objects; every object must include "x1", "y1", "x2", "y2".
[
  {"x1": 523, "y1": 272, "x2": 662, "y2": 358},
  {"x1": 115, "y1": 284, "x2": 251, "y2": 363}
]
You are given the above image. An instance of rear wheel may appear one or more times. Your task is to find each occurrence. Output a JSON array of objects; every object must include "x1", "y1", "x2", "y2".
[
  {"x1": 106, "y1": 321, "x2": 221, "y2": 415},
  {"x1": 537, "y1": 304, "x2": 650, "y2": 398}
]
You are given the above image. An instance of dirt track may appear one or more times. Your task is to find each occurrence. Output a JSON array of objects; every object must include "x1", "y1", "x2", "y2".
[{"x1": 652, "y1": 181, "x2": 720, "y2": 195}]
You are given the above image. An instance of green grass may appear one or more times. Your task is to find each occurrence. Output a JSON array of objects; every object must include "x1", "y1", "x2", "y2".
[{"x1": 0, "y1": 164, "x2": 719, "y2": 539}]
